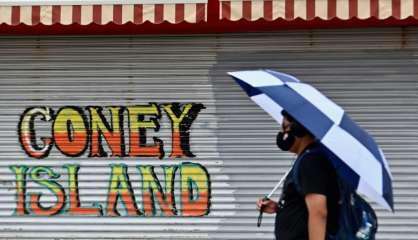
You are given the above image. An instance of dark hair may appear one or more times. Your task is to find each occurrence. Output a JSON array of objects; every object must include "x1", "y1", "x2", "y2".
[
  {"x1": 281, "y1": 110, "x2": 295, "y2": 122},
  {"x1": 281, "y1": 110, "x2": 313, "y2": 138}
]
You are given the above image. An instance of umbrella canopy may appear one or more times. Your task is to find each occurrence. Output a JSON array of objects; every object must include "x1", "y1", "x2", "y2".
[{"x1": 228, "y1": 69, "x2": 394, "y2": 211}]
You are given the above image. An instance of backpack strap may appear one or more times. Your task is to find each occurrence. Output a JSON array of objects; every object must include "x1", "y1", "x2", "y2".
[{"x1": 291, "y1": 145, "x2": 322, "y2": 195}]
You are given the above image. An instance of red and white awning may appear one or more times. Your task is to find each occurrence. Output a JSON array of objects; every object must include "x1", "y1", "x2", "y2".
[
  {"x1": 220, "y1": 0, "x2": 417, "y2": 21},
  {"x1": 0, "y1": 3, "x2": 207, "y2": 25},
  {"x1": 0, "y1": 0, "x2": 416, "y2": 33}
]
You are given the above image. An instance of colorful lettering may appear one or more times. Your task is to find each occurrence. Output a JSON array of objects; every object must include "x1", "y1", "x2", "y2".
[
  {"x1": 180, "y1": 163, "x2": 211, "y2": 216},
  {"x1": 53, "y1": 107, "x2": 89, "y2": 157},
  {"x1": 162, "y1": 103, "x2": 205, "y2": 158},
  {"x1": 106, "y1": 164, "x2": 142, "y2": 216},
  {"x1": 138, "y1": 165, "x2": 177, "y2": 216},
  {"x1": 64, "y1": 164, "x2": 103, "y2": 216},
  {"x1": 127, "y1": 104, "x2": 164, "y2": 159},
  {"x1": 18, "y1": 107, "x2": 54, "y2": 159},
  {"x1": 10, "y1": 165, "x2": 29, "y2": 215},
  {"x1": 14, "y1": 104, "x2": 212, "y2": 217},
  {"x1": 87, "y1": 106, "x2": 124, "y2": 157},
  {"x1": 29, "y1": 166, "x2": 66, "y2": 216}
]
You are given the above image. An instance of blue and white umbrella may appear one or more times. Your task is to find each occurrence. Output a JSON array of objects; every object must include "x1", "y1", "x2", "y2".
[{"x1": 229, "y1": 69, "x2": 394, "y2": 211}]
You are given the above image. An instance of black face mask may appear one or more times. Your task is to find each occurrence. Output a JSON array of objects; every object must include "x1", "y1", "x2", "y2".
[{"x1": 276, "y1": 131, "x2": 295, "y2": 151}]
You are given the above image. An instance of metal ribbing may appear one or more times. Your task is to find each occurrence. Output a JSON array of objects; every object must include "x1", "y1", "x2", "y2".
[
  {"x1": 0, "y1": 27, "x2": 417, "y2": 239},
  {"x1": 211, "y1": 28, "x2": 418, "y2": 240}
]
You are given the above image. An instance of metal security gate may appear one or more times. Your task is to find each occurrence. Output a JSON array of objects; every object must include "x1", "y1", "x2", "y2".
[
  {"x1": 210, "y1": 28, "x2": 418, "y2": 240},
  {"x1": 0, "y1": 28, "x2": 417, "y2": 239}
]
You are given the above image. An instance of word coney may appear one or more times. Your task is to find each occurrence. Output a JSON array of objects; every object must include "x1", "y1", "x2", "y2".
[{"x1": 18, "y1": 103, "x2": 205, "y2": 159}]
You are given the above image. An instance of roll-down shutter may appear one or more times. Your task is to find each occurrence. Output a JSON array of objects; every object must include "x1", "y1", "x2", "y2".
[{"x1": 0, "y1": 28, "x2": 417, "y2": 239}]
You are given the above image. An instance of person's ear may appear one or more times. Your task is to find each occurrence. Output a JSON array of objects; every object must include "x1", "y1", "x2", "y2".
[{"x1": 290, "y1": 122, "x2": 306, "y2": 137}]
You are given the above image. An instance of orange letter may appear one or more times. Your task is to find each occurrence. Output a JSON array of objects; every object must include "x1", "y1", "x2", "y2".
[
  {"x1": 162, "y1": 103, "x2": 205, "y2": 158},
  {"x1": 180, "y1": 163, "x2": 210, "y2": 216},
  {"x1": 106, "y1": 164, "x2": 141, "y2": 216},
  {"x1": 29, "y1": 166, "x2": 65, "y2": 216},
  {"x1": 127, "y1": 104, "x2": 164, "y2": 159},
  {"x1": 64, "y1": 164, "x2": 102, "y2": 216},
  {"x1": 87, "y1": 106, "x2": 124, "y2": 157},
  {"x1": 18, "y1": 107, "x2": 54, "y2": 159},
  {"x1": 53, "y1": 107, "x2": 88, "y2": 157},
  {"x1": 138, "y1": 165, "x2": 177, "y2": 216}
]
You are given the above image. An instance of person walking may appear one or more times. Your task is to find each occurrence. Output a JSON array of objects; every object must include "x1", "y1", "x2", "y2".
[
  {"x1": 230, "y1": 69, "x2": 392, "y2": 239},
  {"x1": 257, "y1": 110, "x2": 339, "y2": 240}
]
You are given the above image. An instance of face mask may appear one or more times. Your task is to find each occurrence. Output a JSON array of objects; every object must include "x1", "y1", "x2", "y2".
[{"x1": 276, "y1": 131, "x2": 295, "y2": 151}]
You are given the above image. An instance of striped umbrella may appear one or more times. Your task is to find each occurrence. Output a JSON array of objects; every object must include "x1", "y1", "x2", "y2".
[{"x1": 228, "y1": 69, "x2": 394, "y2": 211}]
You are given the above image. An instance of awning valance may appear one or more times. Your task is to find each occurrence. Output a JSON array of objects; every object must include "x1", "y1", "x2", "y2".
[
  {"x1": 0, "y1": 0, "x2": 416, "y2": 34},
  {"x1": 0, "y1": 3, "x2": 206, "y2": 25},
  {"x1": 220, "y1": 0, "x2": 416, "y2": 21}
]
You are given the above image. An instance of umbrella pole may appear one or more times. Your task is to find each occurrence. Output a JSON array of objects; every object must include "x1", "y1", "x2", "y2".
[
  {"x1": 257, "y1": 170, "x2": 290, "y2": 227},
  {"x1": 267, "y1": 170, "x2": 290, "y2": 199}
]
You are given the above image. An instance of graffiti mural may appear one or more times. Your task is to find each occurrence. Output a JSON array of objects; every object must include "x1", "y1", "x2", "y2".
[{"x1": 12, "y1": 104, "x2": 211, "y2": 217}]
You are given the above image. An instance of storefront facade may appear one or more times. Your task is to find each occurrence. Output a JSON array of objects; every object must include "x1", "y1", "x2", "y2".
[{"x1": 0, "y1": 1, "x2": 417, "y2": 239}]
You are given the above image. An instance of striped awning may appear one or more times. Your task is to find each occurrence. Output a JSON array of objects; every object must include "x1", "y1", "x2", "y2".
[
  {"x1": 0, "y1": 3, "x2": 207, "y2": 25},
  {"x1": 0, "y1": 0, "x2": 416, "y2": 33},
  {"x1": 220, "y1": 0, "x2": 417, "y2": 21}
]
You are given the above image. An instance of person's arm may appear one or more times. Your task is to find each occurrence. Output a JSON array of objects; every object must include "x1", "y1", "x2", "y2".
[{"x1": 305, "y1": 193, "x2": 328, "y2": 240}]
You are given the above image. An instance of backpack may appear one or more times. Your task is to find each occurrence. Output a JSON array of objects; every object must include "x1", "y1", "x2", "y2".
[{"x1": 291, "y1": 147, "x2": 378, "y2": 240}]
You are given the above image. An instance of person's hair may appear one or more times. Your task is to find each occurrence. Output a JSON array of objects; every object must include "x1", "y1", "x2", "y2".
[{"x1": 281, "y1": 110, "x2": 314, "y2": 138}]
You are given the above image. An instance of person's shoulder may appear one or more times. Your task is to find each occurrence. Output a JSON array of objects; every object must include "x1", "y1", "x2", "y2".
[
  {"x1": 299, "y1": 145, "x2": 333, "y2": 171},
  {"x1": 300, "y1": 143, "x2": 326, "y2": 161}
]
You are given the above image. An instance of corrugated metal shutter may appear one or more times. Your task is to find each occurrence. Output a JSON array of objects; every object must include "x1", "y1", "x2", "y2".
[
  {"x1": 0, "y1": 28, "x2": 417, "y2": 239},
  {"x1": 210, "y1": 28, "x2": 418, "y2": 240}
]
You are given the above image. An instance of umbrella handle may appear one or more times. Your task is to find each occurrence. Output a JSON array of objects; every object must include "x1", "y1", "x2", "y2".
[
  {"x1": 257, "y1": 196, "x2": 269, "y2": 227},
  {"x1": 258, "y1": 171, "x2": 289, "y2": 227}
]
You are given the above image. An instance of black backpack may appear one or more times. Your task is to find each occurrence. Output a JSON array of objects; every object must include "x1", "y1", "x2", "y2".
[{"x1": 292, "y1": 147, "x2": 378, "y2": 240}]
